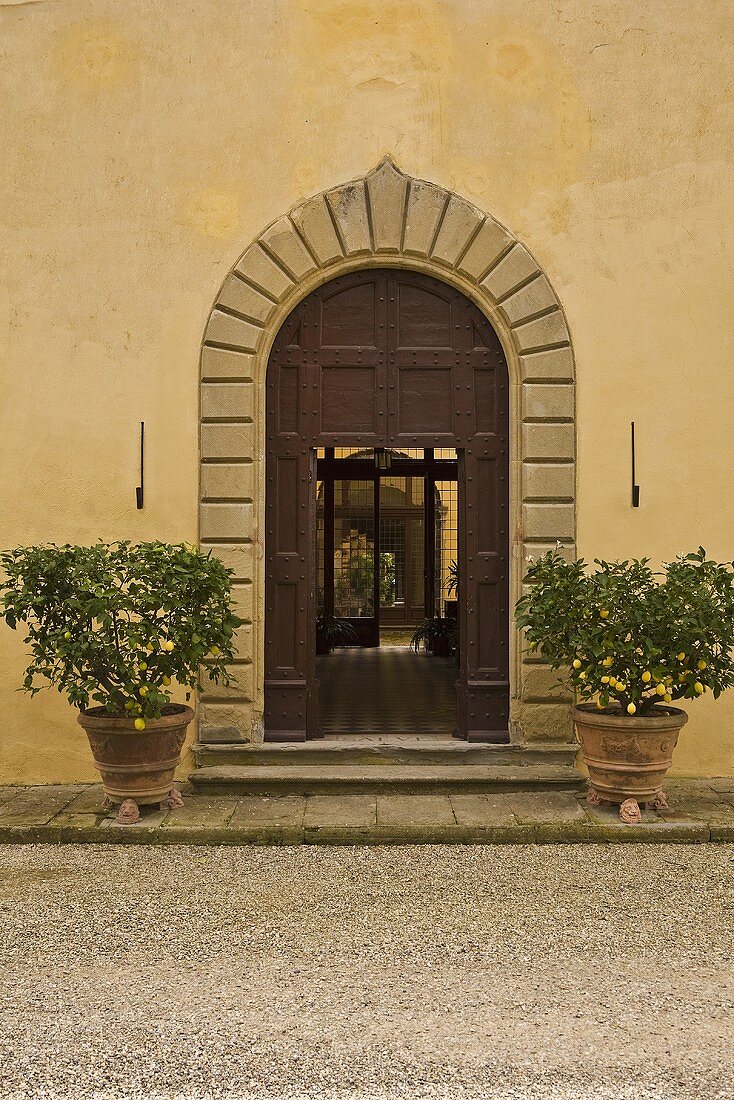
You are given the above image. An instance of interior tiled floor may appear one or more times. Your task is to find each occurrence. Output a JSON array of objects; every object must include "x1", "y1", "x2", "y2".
[{"x1": 317, "y1": 647, "x2": 457, "y2": 735}]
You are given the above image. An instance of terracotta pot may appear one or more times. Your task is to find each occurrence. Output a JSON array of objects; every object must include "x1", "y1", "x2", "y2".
[
  {"x1": 78, "y1": 705, "x2": 194, "y2": 822},
  {"x1": 572, "y1": 703, "x2": 688, "y2": 822}
]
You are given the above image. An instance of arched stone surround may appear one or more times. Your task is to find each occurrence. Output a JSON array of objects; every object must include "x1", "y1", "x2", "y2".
[{"x1": 198, "y1": 158, "x2": 576, "y2": 745}]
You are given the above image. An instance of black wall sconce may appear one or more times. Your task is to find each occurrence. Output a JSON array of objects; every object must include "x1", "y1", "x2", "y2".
[
  {"x1": 631, "y1": 421, "x2": 640, "y2": 508},
  {"x1": 135, "y1": 421, "x2": 145, "y2": 509}
]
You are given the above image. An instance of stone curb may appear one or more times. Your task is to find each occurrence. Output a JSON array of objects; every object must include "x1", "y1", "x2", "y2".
[{"x1": 0, "y1": 822, "x2": 719, "y2": 847}]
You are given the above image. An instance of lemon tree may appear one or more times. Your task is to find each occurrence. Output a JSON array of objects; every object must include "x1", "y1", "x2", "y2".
[
  {"x1": 516, "y1": 548, "x2": 734, "y2": 717},
  {"x1": 0, "y1": 541, "x2": 242, "y2": 726}
]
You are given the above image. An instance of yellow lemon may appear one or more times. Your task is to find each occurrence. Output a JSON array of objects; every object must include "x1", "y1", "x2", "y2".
[
  {"x1": 139, "y1": 662, "x2": 147, "y2": 671},
  {"x1": 63, "y1": 631, "x2": 72, "y2": 641},
  {"x1": 641, "y1": 671, "x2": 651, "y2": 683},
  {"x1": 677, "y1": 652, "x2": 685, "y2": 661},
  {"x1": 528, "y1": 641, "x2": 537, "y2": 651},
  {"x1": 572, "y1": 659, "x2": 581, "y2": 669},
  {"x1": 616, "y1": 682, "x2": 626, "y2": 692},
  {"x1": 603, "y1": 657, "x2": 614, "y2": 668},
  {"x1": 578, "y1": 671, "x2": 586, "y2": 680},
  {"x1": 656, "y1": 683, "x2": 666, "y2": 696},
  {"x1": 627, "y1": 703, "x2": 636, "y2": 715},
  {"x1": 164, "y1": 640, "x2": 174, "y2": 652},
  {"x1": 139, "y1": 686, "x2": 149, "y2": 697},
  {"x1": 697, "y1": 660, "x2": 707, "y2": 670},
  {"x1": 664, "y1": 693, "x2": 672, "y2": 703},
  {"x1": 209, "y1": 645, "x2": 221, "y2": 657},
  {"x1": 134, "y1": 718, "x2": 146, "y2": 731},
  {"x1": 694, "y1": 682, "x2": 704, "y2": 694},
  {"x1": 601, "y1": 676, "x2": 610, "y2": 684},
  {"x1": 600, "y1": 609, "x2": 609, "y2": 618},
  {"x1": 162, "y1": 675, "x2": 171, "y2": 687},
  {"x1": 146, "y1": 643, "x2": 155, "y2": 653}
]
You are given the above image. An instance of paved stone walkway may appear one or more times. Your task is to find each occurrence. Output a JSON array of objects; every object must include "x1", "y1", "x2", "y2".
[{"x1": 1, "y1": 778, "x2": 733, "y2": 844}]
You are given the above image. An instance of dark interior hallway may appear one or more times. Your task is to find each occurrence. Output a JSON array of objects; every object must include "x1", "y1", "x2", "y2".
[{"x1": 317, "y1": 648, "x2": 457, "y2": 735}]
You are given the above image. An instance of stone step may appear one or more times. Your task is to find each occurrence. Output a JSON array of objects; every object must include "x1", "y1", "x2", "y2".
[
  {"x1": 188, "y1": 763, "x2": 584, "y2": 796},
  {"x1": 192, "y1": 739, "x2": 579, "y2": 769}
]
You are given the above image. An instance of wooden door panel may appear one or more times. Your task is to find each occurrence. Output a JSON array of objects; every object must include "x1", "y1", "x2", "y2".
[
  {"x1": 396, "y1": 367, "x2": 454, "y2": 435},
  {"x1": 320, "y1": 281, "x2": 380, "y2": 348},
  {"x1": 394, "y1": 281, "x2": 454, "y2": 348},
  {"x1": 473, "y1": 368, "x2": 497, "y2": 435},
  {"x1": 276, "y1": 365, "x2": 300, "y2": 434},
  {"x1": 274, "y1": 457, "x2": 299, "y2": 553},
  {"x1": 320, "y1": 367, "x2": 377, "y2": 434}
]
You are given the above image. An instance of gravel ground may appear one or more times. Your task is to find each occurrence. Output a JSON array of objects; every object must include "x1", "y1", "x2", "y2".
[{"x1": 0, "y1": 844, "x2": 732, "y2": 1100}]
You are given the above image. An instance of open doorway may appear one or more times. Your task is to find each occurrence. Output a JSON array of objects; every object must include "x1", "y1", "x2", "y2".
[
  {"x1": 264, "y1": 267, "x2": 510, "y2": 743},
  {"x1": 315, "y1": 447, "x2": 458, "y2": 735}
]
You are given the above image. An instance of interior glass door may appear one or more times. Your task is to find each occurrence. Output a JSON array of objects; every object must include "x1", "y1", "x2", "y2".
[
  {"x1": 316, "y1": 448, "x2": 458, "y2": 649},
  {"x1": 332, "y1": 478, "x2": 379, "y2": 646},
  {"x1": 379, "y1": 476, "x2": 425, "y2": 626}
]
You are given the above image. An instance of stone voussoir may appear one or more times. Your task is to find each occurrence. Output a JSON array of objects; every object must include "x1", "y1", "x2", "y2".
[
  {"x1": 430, "y1": 194, "x2": 484, "y2": 267},
  {"x1": 366, "y1": 159, "x2": 409, "y2": 252},
  {"x1": 259, "y1": 217, "x2": 318, "y2": 280},
  {"x1": 326, "y1": 181, "x2": 372, "y2": 256},
  {"x1": 482, "y1": 243, "x2": 540, "y2": 301},
  {"x1": 200, "y1": 346, "x2": 256, "y2": 381},
  {"x1": 234, "y1": 243, "x2": 294, "y2": 300},
  {"x1": 402, "y1": 178, "x2": 449, "y2": 256},
  {"x1": 291, "y1": 194, "x2": 343, "y2": 266}
]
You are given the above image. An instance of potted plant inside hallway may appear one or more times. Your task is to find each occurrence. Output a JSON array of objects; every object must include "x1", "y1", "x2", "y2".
[
  {"x1": 516, "y1": 548, "x2": 734, "y2": 822},
  {"x1": 316, "y1": 614, "x2": 357, "y2": 654},
  {"x1": 410, "y1": 615, "x2": 458, "y2": 658},
  {"x1": 0, "y1": 541, "x2": 241, "y2": 823}
]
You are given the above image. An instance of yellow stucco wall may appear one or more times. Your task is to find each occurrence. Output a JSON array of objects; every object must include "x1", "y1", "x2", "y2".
[{"x1": 1, "y1": 0, "x2": 733, "y2": 782}]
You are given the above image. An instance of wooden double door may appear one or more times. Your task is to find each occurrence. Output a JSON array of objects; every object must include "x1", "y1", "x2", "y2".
[{"x1": 265, "y1": 269, "x2": 510, "y2": 742}]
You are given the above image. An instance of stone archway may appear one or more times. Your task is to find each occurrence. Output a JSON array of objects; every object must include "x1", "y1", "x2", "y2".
[{"x1": 198, "y1": 158, "x2": 576, "y2": 746}]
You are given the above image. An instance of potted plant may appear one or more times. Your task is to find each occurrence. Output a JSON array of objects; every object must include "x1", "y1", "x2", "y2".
[
  {"x1": 316, "y1": 614, "x2": 357, "y2": 655},
  {"x1": 0, "y1": 541, "x2": 241, "y2": 823},
  {"x1": 444, "y1": 559, "x2": 458, "y2": 620},
  {"x1": 516, "y1": 548, "x2": 734, "y2": 822},
  {"x1": 410, "y1": 616, "x2": 458, "y2": 657}
]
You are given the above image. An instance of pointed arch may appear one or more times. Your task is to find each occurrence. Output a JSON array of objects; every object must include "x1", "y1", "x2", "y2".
[{"x1": 198, "y1": 159, "x2": 576, "y2": 746}]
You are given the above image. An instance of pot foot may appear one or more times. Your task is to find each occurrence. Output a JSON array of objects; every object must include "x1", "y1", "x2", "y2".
[
  {"x1": 101, "y1": 794, "x2": 114, "y2": 812},
  {"x1": 116, "y1": 798, "x2": 140, "y2": 825},
  {"x1": 163, "y1": 786, "x2": 184, "y2": 811},
  {"x1": 649, "y1": 790, "x2": 669, "y2": 811},
  {"x1": 586, "y1": 787, "x2": 603, "y2": 806},
  {"x1": 619, "y1": 797, "x2": 642, "y2": 824}
]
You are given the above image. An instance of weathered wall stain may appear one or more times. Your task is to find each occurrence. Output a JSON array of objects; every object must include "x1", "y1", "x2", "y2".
[
  {"x1": 184, "y1": 188, "x2": 241, "y2": 240},
  {"x1": 54, "y1": 19, "x2": 133, "y2": 90}
]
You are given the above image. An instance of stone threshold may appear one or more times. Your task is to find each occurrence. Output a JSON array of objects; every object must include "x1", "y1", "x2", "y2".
[{"x1": 0, "y1": 780, "x2": 733, "y2": 846}]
